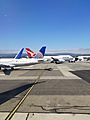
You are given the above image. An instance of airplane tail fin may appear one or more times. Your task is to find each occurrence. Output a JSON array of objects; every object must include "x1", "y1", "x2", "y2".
[
  {"x1": 14, "y1": 48, "x2": 24, "y2": 59},
  {"x1": 26, "y1": 48, "x2": 36, "y2": 58},
  {"x1": 26, "y1": 46, "x2": 46, "y2": 59},
  {"x1": 34, "y1": 46, "x2": 46, "y2": 58}
]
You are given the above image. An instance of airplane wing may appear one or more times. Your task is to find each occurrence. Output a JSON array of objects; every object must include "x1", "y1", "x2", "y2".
[{"x1": 51, "y1": 57, "x2": 65, "y2": 64}]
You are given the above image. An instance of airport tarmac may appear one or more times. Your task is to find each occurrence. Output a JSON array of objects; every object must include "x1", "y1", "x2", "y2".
[{"x1": 0, "y1": 62, "x2": 90, "y2": 120}]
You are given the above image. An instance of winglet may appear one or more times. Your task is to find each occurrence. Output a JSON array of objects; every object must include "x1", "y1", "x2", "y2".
[{"x1": 14, "y1": 48, "x2": 24, "y2": 59}]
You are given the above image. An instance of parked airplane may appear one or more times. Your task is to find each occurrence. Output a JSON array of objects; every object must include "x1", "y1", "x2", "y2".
[
  {"x1": 0, "y1": 47, "x2": 46, "y2": 75},
  {"x1": 0, "y1": 46, "x2": 46, "y2": 70},
  {"x1": 0, "y1": 46, "x2": 46, "y2": 72},
  {"x1": 0, "y1": 48, "x2": 24, "y2": 70},
  {"x1": 77, "y1": 56, "x2": 90, "y2": 61},
  {"x1": 26, "y1": 48, "x2": 74, "y2": 63},
  {"x1": 44, "y1": 55, "x2": 74, "y2": 62}
]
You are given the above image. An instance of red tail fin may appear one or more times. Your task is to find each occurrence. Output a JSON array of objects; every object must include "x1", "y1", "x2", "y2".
[{"x1": 26, "y1": 48, "x2": 36, "y2": 58}]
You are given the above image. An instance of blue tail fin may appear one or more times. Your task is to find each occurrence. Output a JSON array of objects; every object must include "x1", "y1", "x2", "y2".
[
  {"x1": 34, "y1": 46, "x2": 46, "y2": 58},
  {"x1": 39, "y1": 46, "x2": 46, "y2": 56},
  {"x1": 14, "y1": 48, "x2": 24, "y2": 59}
]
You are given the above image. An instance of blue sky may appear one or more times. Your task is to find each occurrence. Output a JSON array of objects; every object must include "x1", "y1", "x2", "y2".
[{"x1": 0, "y1": 0, "x2": 90, "y2": 51}]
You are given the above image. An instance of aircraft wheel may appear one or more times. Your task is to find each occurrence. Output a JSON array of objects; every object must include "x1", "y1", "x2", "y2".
[{"x1": 11, "y1": 67, "x2": 14, "y2": 70}]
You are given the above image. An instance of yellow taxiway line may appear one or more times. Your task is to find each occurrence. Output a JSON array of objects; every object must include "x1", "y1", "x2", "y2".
[{"x1": 5, "y1": 70, "x2": 43, "y2": 120}]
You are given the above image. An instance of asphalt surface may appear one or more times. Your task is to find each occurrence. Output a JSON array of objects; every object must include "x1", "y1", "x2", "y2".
[{"x1": 0, "y1": 62, "x2": 90, "y2": 114}]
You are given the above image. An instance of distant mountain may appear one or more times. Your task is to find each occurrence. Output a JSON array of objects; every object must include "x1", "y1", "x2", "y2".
[
  {"x1": 0, "y1": 50, "x2": 18, "y2": 54},
  {"x1": 0, "y1": 48, "x2": 90, "y2": 58},
  {"x1": 47, "y1": 48, "x2": 90, "y2": 54}
]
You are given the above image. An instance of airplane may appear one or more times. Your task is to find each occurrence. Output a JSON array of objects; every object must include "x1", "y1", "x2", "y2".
[
  {"x1": 0, "y1": 48, "x2": 24, "y2": 70},
  {"x1": 44, "y1": 55, "x2": 73, "y2": 63},
  {"x1": 0, "y1": 46, "x2": 46, "y2": 71},
  {"x1": 26, "y1": 48, "x2": 74, "y2": 63}
]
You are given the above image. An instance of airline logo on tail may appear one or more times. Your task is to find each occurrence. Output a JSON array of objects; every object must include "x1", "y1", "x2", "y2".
[
  {"x1": 35, "y1": 46, "x2": 46, "y2": 58},
  {"x1": 14, "y1": 48, "x2": 24, "y2": 59},
  {"x1": 26, "y1": 46, "x2": 46, "y2": 58},
  {"x1": 26, "y1": 48, "x2": 36, "y2": 58}
]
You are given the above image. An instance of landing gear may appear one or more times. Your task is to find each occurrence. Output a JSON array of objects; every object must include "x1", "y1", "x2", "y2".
[{"x1": 11, "y1": 67, "x2": 14, "y2": 70}]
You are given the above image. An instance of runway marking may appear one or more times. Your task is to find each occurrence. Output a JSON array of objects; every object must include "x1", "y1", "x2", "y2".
[
  {"x1": 0, "y1": 76, "x2": 38, "y2": 80},
  {"x1": 40, "y1": 76, "x2": 82, "y2": 79},
  {"x1": 5, "y1": 70, "x2": 44, "y2": 120},
  {"x1": 57, "y1": 65, "x2": 81, "y2": 79},
  {"x1": 0, "y1": 73, "x2": 5, "y2": 76},
  {"x1": 53, "y1": 68, "x2": 58, "y2": 70}
]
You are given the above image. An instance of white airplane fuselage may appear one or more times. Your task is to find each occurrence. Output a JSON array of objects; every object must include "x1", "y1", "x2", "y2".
[
  {"x1": 0, "y1": 58, "x2": 38, "y2": 69},
  {"x1": 44, "y1": 55, "x2": 73, "y2": 62}
]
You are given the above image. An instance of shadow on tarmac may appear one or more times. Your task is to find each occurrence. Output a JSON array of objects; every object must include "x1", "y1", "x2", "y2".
[
  {"x1": 0, "y1": 81, "x2": 46, "y2": 105},
  {"x1": 3, "y1": 68, "x2": 53, "y2": 75},
  {"x1": 13, "y1": 68, "x2": 53, "y2": 71},
  {"x1": 70, "y1": 70, "x2": 90, "y2": 83}
]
